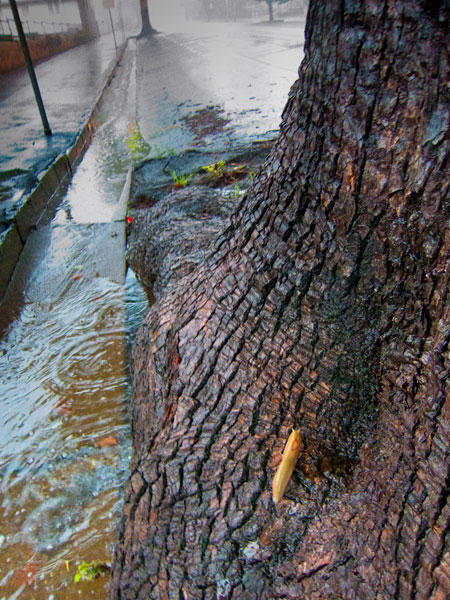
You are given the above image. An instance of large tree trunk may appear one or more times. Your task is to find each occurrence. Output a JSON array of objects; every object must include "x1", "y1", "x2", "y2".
[{"x1": 110, "y1": 1, "x2": 450, "y2": 598}]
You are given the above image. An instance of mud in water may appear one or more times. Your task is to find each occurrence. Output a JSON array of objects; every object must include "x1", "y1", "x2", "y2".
[{"x1": 0, "y1": 269, "x2": 148, "y2": 600}]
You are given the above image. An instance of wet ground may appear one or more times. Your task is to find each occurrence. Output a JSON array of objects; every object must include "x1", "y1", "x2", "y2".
[
  {"x1": 0, "y1": 20, "x2": 304, "y2": 231},
  {"x1": 0, "y1": 38, "x2": 149, "y2": 600},
  {"x1": 135, "y1": 20, "x2": 304, "y2": 154},
  {"x1": 0, "y1": 32, "x2": 121, "y2": 175},
  {"x1": 0, "y1": 19, "x2": 304, "y2": 599},
  {"x1": 0, "y1": 32, "x2": 123, "y2": 237},
  {"x1": 0, "y1": 270, "x2": 148, "y2": 599}
]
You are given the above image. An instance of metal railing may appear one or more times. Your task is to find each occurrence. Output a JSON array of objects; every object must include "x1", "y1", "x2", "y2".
[{"x1": 0, "y1": 16, "x2": 81, "y2": 38}]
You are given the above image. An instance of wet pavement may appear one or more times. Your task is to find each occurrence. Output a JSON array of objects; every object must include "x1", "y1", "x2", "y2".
[
  {"x1": 135, "y1": 20, "x2": 305, "y2": 154},
  {"x1": 0, "y1": 20, "x2": 304, "y2": 241},
  {"x1": 0, "y1": 19, "x2": 304, "y2": 180},
  {"x1": 0, "y1": 32, "x2": 122, "y2": 176},
  {"x1": 0, "y1": 31, "x2": 125, "y2": 244}
]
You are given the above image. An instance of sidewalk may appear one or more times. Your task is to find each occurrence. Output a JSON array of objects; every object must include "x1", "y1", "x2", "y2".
[
  {"x1": 0, "y1": 32, "x2": 124, "y2": 227},
  {"x1": 0, "y1": 32, "x2": 126, "y2": 298}
]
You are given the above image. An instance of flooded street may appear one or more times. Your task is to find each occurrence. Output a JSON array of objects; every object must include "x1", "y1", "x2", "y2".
[
  {"x1": 0, "y1": 40, "x2": 149, "y2": 599},
  {"x1": 0, "y1": 271, "x2": 147, "y2": 599}
]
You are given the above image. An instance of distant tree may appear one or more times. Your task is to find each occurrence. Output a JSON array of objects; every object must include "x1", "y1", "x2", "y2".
[
  {"x1": 76, "y1": 0, "x2": 99, "y2": 38},
  {"x1": 198, "y1": 0, "x2": 215, "y2": 21},
  {"x1": 255, "y1": 0, "x2": 290, "y2": 22},
  {"x1": 138, "y1": 0, "x2": 157, "y2": 36}
]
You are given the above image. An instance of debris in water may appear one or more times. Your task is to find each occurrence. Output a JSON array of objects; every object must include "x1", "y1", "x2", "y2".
[{"x1": 93, "y1": 436, "x2": 118, "y2": 448}]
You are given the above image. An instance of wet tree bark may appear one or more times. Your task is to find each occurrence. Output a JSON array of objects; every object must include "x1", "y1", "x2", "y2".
[{"x1": 111, "y1": 1, "x2": 450, "y2": 598}]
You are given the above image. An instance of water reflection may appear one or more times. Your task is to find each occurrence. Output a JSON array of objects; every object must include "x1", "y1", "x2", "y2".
[
  {"x1": 53, "y1": 121, "x2": 146, "y2": 225},
  {"x1": 0, "y1": 270, "x2": 148, "y2": 599},
  {"x1": 0, "y1": 26, "x2": 146, "y2": 598}
]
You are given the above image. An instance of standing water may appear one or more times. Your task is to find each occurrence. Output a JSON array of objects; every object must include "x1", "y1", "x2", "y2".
[{"x1": 0, "y1": 40, "x2": 149, "y2": 599}]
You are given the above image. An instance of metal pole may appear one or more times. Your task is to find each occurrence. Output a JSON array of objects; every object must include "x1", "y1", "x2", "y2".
[
  {"x1": 117, "y1": 0, "x2": 125, "y2": 43},
  {"x1": 108, "y1": 7, "x2": 117, "y2": 50},
  {"x1": 9, "y1": 0, "x2": 52, "y2": 136}
]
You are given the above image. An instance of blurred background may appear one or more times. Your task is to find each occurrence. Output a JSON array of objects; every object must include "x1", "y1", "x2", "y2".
[{"x1": 0, "y1": 0, "x2": 309, "y2": 42}]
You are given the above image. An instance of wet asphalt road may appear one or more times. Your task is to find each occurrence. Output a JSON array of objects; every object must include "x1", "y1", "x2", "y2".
[
  {"x1": 135, "y1": 20, "x2": 305, "y2": 153},
  {"x1": 0, "y1": 19, "x2": 305, "y2": 179}
]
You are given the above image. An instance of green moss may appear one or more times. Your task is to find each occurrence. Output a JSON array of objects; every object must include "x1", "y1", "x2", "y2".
[{"x1": 74, "y1": 560, "x2": 110, "y2": 583}]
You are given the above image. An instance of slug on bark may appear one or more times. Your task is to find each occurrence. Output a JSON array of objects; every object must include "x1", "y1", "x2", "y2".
[{"x1": 272, "y1": 429, "x2": 301, "y2": 504}]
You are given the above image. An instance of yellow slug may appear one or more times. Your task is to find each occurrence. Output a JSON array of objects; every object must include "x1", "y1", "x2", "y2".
[{"x1": 272, "y1": 429, "x2": 301, "y2": 504}]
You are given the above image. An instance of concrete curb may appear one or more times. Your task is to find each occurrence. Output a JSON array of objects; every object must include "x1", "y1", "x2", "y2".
[
  {"x1": 0, "y1": 39, "x2": 128, "y2": 302},
  {"x1": 112, "y1": 167, "x2": 132, "y2": 222}
]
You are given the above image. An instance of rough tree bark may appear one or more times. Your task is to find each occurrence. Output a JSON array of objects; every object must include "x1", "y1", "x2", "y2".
[{"x1": 111, "y1": 1, "x2": 450, "y2": 598}]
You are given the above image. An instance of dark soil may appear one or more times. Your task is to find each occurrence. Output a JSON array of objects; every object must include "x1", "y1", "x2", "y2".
[
  {"x1": 181, "y1": 106, "x2": 231, "y2": 144},
  {"x1": 128, "y1": 141, "x2": 273, "y2": 210}
]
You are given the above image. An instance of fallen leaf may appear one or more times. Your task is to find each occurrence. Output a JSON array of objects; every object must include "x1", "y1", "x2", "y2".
[
  {"x1": 94, "y1": 436, "x2": 118, "y2": 448},
  {"x1": 72, "y1": 274, "x2": 82, "y2": 281},
  {"x1": 11, "y1": 561, "x2": 38, "y2": 587},
  {"x1": 55, "y1": 398, "x2": 72, "y2": 416},
  {"x1": 126, "y1": 216, "x2": 133, "y2": 224}
]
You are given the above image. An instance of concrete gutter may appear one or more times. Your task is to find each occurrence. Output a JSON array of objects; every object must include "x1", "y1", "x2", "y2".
[
  {"x1": 0, "y1": 39, "x2": 128, "y2": 302},
  {"x1": 112, "y1": 167, "x2": 132, "y2": 223}
]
